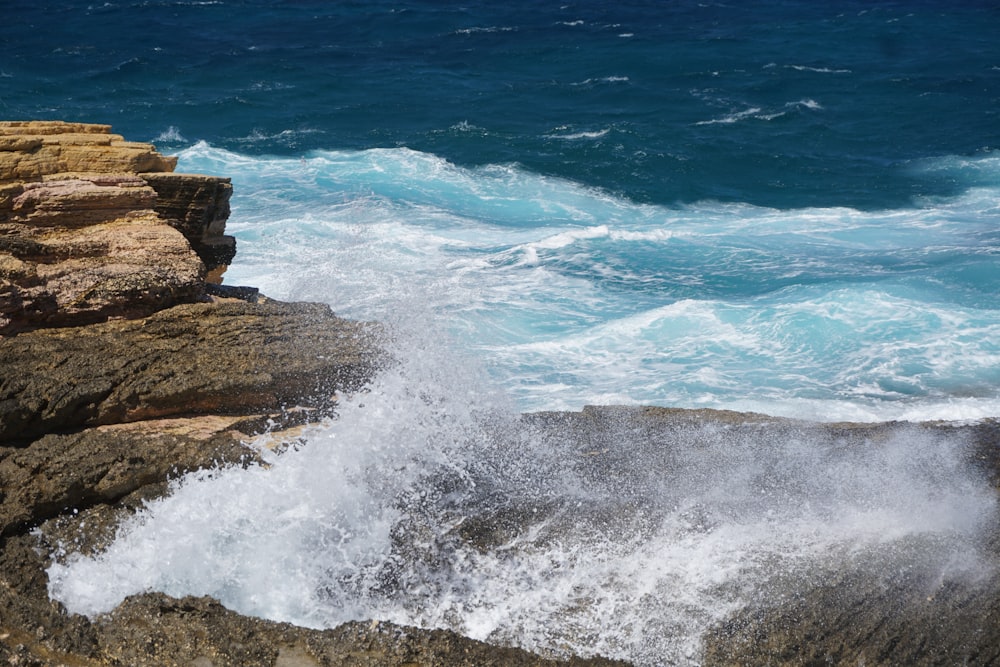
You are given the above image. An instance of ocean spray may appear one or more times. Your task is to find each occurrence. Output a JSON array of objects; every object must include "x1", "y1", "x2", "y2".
[
  {"x1": 47, "y1": 145, "x2": 1000, "y2": 664},
  {"x1": 47, "y1": 306, "x2": 997, "y2": 665}
]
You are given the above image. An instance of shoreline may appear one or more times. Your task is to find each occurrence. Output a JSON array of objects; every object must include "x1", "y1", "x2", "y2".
[{"x1": 2, "y1": 122, "x2": 998, "y2": 666}]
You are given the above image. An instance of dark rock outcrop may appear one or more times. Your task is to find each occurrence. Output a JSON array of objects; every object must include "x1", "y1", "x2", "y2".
[
  {"x1": 0, "y1": 300, "x2": 379, "y2": 445},
  {"x1": 140, "y1": 171, "x2": 236, "y2": 272}
]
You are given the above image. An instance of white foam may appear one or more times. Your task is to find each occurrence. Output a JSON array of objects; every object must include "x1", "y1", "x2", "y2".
[
  {"x1": 788, "y1": 98, "x2": 823, "y2": 110},
  {"x1": 570, "y1": 76, "x2": 630, "y2": 86},
  {"x1": 454, "y1": 26, "x2": 516, "y2": 35},
  {"x1": 48, "y1": 350, "x2": 998, "y2": 664},
  {"x1": 172, "y1": 144, "x2": 1000, "y2": 422},
  {"x1": 787, "y1": 64, "x2": 852, "y2": 73},
  {"x1": 545, "y1": 128, "x2": 611, "y2": 140},
  {"x1": 695, "y1": 107, "x2": 763, "y2": 125}
]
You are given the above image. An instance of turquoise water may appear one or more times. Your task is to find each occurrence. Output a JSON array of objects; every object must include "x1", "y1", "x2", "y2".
[
  {"x1": 15, "y1": 2, "x2": 1000, "y2": 663},
  {"x1": 5, "y1": 0, "x2": 999, "y2": 420},
  {"x1": 175, "y1": 144, "x2": 1000, "y2": 421}
]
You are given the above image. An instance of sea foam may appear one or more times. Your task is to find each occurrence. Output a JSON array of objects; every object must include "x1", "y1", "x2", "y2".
[
  {"x1": 172, "y1": 144, "x2": 1000, "y2": 422},
  {"x1": 48, "y1": 316, "x2": 998, "y2": 665}
]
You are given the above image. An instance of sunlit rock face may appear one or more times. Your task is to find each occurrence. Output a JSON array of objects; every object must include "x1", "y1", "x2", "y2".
[{"x1": 0, "y1": 120, "x2": 237, "y2": 334}]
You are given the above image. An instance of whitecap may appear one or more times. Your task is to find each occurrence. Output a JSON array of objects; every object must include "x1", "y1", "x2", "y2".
[
  {"x1": 545, "y1": 128, "x2": 610, "y2": 140},
  {"x1": 152, "y1": 126, "x2": 186, "y2": 143},
  {"x1": 694, "y1": 107, "x2": 763, "y2": 125},
  {"x1": 787, "y1": 98, "x2": 823, "y2": 110},
  {"x1": 786, "y1": 64, "x2": 852, "y2": 73},
  {"x1": 454, "y1": 26, "x2": 516, "y2": 35},
  {"x1": 570, "y1": 76, "x2": 629, "y2": 86}
]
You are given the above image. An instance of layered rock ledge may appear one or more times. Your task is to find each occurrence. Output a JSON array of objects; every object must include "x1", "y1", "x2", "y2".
[{"x1": 0, "y1": 120, "x2": 234, "y2": 334}]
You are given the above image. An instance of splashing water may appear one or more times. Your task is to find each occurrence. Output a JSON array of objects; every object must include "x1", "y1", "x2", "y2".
[{"x1": 47, "y1": 316, "x2": 997, "y2": 665}]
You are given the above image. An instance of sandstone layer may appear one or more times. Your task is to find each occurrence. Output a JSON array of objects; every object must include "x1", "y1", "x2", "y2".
[{"x1": 0, "y1": 121, "x2": 235, "y2": 334}]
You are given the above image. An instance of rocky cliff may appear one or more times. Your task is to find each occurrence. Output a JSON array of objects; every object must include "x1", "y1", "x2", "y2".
[
  {"x1": 0, "y1": 120, "x2": 235, "y2": 334},
  {"x1": 0, "y1": 122, "x2": 625, "y2": 667}
]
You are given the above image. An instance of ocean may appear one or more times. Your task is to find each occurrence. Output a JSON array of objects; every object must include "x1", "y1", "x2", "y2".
[{"x1": 6, "y1": 0, "x2": 1000, "y2": 663}]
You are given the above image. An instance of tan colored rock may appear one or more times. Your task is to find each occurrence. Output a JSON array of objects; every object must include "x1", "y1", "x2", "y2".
[
  {"x1": 0, "y1": 122, "x2": 237, "y2": 332},
  {"x1": 0, "y1": 121, "x2": 176, "y2": 184},
  {"x1": 141, "y1": 171, "x2": 237, "y2": 271},
  {"x1": 0, "y1": 213, "x2": 205, "y2": 334},
  {"x1": 10, "y1": 176, "x2": 156, "y2": 226},
  {"x1": 0, "y1": 120, "x2": 112, "y2": 136}
]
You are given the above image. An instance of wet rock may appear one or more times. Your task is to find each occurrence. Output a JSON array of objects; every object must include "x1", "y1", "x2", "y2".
[
  {"x1": 525, "y1": 406, "x2": 1000, "y2": 666},
  {"x1": 91, "y1": 594, "x2": 629, "y2": 667},
  {"x1": 701, "y1": 545, "x2": 1000, "y2": 665},
  {"x1": 0, "y1": 299, "x2": 381, "y2": 445},
  {"x1": 0, "y1": 415, "x2": 269, "y2": 538}
]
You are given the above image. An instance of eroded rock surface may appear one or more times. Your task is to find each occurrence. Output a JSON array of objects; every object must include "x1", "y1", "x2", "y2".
[
  {"x1": 0, "y1": 300, "x2": 380, "y2": 445},
  {"x1": 0, "y1": 121, "x2": 235, "y2": 334}
]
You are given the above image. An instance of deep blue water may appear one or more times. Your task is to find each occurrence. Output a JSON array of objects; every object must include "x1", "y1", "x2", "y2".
[
  {"x1": 5, "y1": 0, "x2": 1000, "y2": 420},
  {"x1": 5, "y1": 1, "x2": 999, "y2": 208}
]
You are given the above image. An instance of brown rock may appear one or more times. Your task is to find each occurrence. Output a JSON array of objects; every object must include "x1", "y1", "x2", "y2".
[
  {"x1": 0, "y1": 121, "x2": 112, "y2": 136},
  {"x1": 10, "y1": 176, "x2": 156, "y2": 227},
  {"x1": 0, "y1": 533, "x2": 100, "y2": 663},
  {"x1": 0, "y1": 122, "x2": 214, "y2": 332},
  {"x1": 141, "y1": 171, "x2": 236, "y2": 271},
  {"x1": 702, "y1": 552, "x2": 1000, "y2": 665},
  {"x1": 0, "y1": 299, "x2": 382, "y2": 444},
  {"x1": 0, "y1": 415, "x2": 269, "y2": 538},
  {"x1": 0, "y1": 213, "x2": 205, "y2": 334},
  {"x1": 88, "y1": 594, "x2": 629, "y2": 667}
]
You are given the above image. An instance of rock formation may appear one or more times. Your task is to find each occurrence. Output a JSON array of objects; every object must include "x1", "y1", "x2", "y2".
[
  {"x1": 0, "y1": 121, "x2": 234, "y2": 334},
  {"x1": 0, "y1": 122, "x2": 625, "y2": 667}
]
